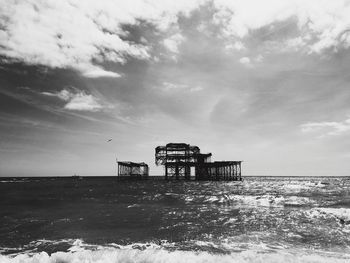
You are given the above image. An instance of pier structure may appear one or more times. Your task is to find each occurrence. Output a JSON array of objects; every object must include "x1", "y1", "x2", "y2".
[
  {"x1": 117, "y1": 161, "x2": 149, "y2": 179},
  {"x1": 155, "y1": 143, "x2": 242, "y2": 181},
  {"x1": 203, "y1": 161, "x2": 242, "y2": 180}
]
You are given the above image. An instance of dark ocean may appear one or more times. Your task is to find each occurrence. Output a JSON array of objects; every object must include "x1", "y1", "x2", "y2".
[{"x1": 1, "y1": 176, "x2": 350, "y2": 262}]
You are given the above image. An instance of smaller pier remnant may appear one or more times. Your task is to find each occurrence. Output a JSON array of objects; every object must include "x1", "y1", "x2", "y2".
[{"x1": 117, "y1": 161, "x2": 149, "y2": 179}]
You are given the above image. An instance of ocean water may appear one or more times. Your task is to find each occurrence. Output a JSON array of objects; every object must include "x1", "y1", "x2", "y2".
[{"x1": 1, "y1": 176, "x2": 350, "y2": 262}]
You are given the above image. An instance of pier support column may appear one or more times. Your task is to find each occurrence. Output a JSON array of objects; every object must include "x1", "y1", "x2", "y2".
[
  {"x1": 238, "y1": 163, "x2": 242, "y2": 181},
  {"x1": 165, "y1": 164, "x2": 168, "y2": 180}
]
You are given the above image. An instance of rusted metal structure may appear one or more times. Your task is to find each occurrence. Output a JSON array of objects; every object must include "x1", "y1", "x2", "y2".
[
  {"x1": 117, "y1": 161, "x2": 149, "y2": 179},
  {"x1": 155, "y1": 143, "x2": 242, "y2": 180}
]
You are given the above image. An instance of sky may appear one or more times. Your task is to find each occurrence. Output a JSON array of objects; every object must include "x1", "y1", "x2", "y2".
[{"x1": 1, "y1": 0, "x2": 350, "y2": 176}]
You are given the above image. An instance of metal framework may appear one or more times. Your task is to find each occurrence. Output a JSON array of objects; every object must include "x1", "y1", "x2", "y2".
[
  {"x1": 117, "y1": 161, "x2": 149, "y2": 179},
  {"x1": 155, "y1": 143, "x2": 242, "y2": 180},
  {"x1": 202, "y1": 161, "x2": 242, "y2": 180}
]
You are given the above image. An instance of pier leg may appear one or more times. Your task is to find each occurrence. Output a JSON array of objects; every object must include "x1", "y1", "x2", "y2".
[
  {"x1": 239, "y1": 163, "x2": 242, "y2": 181},
  {"x1": 234, "y1": 164, "x2": 236, "y2": 181},
  {"x1": 165, "y1": 164, "x2": 168, "y2": 180}
]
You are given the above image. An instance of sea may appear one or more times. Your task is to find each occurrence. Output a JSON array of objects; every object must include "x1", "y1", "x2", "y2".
[{"x1": 1, "y1": 176, "x2": 350, "y2": 263}]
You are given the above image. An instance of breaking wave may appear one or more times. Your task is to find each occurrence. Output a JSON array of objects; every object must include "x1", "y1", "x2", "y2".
[
  {"x1": 200, "y1": 194, "x2": 316, "y2": 207},
  {"x1": 1, "y1": 248, "x2": 350, "y2": 263},
  {"x1": 1, "y1": 240, "x2": 350, "y2": 263},
  {"x1": 308, "y1": 208, "x2": 350, "y2": 223}
]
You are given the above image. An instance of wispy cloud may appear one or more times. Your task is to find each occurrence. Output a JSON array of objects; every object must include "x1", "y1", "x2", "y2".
[
  {"x1": 160, "y1": 82, "x2": 203, "y2": 93},
  {"x1": 79, "y1": 66, "x2": 121, "y2": 79},
  {"x1": 42, "y1": 89, "x2": 108, "y2": 112},
  {"x1": 301, "y1": 117, "x2": 350, "y2": 137}
]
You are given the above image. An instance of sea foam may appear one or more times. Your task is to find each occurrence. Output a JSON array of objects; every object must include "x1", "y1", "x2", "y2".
[
  {"x1": 203, "y1": 194, "x2": 315, "y2": 207},
  {"x1": 312, "y1": 208, "x2": 350, "y2": 222},
  {"x1": 1, "y1": 247, "x2": 350, "y2": 263}
]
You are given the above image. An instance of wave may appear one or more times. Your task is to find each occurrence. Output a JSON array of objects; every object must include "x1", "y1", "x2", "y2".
[
  {"x1": 1, "y1": 245, "x2": 350, "y2": 263},
  {"x1": 0, "y1": 180, "x2": 27, "y2": 183},
  {"x1": 309, "y1": 208, "x2": 350, "y2": 223},
  {"x1": 2, "y1": 239, "x2": 350, "y2": 263},
  {"x1": 201, "y1": 194, "x2": 315, "y2": 208},
  {"x1": 282, "y1": 181, "x2": 325, "y2": 192}
]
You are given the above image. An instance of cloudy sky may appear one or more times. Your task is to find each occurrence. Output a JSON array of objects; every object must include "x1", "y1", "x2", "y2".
[{"x1": 1, "y1": 0, "x2": 350, "y2": 176}]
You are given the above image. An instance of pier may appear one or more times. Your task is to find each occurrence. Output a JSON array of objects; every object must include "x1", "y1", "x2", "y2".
[
  {"x1": 155, "y1": 143, "x2": 242, "y2": 180},
  {"x1": 117, "y1": 161, "x2": 149, "y2": 179}
]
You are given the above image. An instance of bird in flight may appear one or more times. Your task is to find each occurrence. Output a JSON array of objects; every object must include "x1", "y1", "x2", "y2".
[{"x1": 107, "y1": 139, "x2": 112, "y2": 142}]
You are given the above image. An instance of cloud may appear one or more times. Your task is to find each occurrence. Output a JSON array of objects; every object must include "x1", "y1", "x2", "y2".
[
  {"x1": 212, "y1": 0, "x2": 350, "y2": 54},
  {"x1": 42, "y1": 90, "x2": 71, "y2": 101},
  {"x1": 225, "y1": 41, "x2": 245, "y2": 51},
  {"x1": 82, "y1": 68, "x2": 121, "y2": 78},
  {"x1": 239, "y1": 55, "x2": 263, "y2": 67},
  {"x1": 189, "y1": 86, "x2": 203, "y2": 92},
  {"x1": 41, "y1": 89, "x2": 106, "y2": 112},
  {"x1": 64, "y1": 93, "x2": 104, "y2": 112},
  {"x1": 0, "y1": 0, "x2": 202, "y2": 78},
  {"x1": 301, "y1": 117, "x2": 350, "y2": 137},
  {"x1": 159, "y1": 82, "x2": 203, "y2": 93},
  {"x1": 163, "y1": 33, "x2": 185, "y2": 54},
  {"x1": 162, "y1": 82, "x2": 188, "y2": 91},
  {"x1": 1, "y1": 0, "x2": 350, "y2": 78},
  {"x1": 239, "y1": 57, "x2": 251, "y2": 66}
]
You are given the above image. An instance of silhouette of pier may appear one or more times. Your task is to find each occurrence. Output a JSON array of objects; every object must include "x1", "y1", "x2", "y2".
[{"x1": 155, "y1": 143, "x2": 242, "y2": 180}]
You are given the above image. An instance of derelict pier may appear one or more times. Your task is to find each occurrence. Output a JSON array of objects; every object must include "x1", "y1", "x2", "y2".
[{"x1": 155, "y1": 143, "x2": 242, "y2": 180}]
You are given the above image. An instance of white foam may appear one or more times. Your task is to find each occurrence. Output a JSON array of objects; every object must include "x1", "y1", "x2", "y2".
[
  {"x1": 223, "y1": 218, "x2": 237, "y2": 225},
  {"x1": 1, "y1": 247, "x2": 350, "y2": 263},
  {"x1": 313, "y1": 208, "x2": 350, "y2": 222},
  {"x1": 282, "y1": 181, "x2": 325, "y2": 193},
  {"x1": 209, "y1": 194, "x2": 314, "y2": 208},
  {"x1": 127, "y1": 204, "x2": 141, "y2": 208}
]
